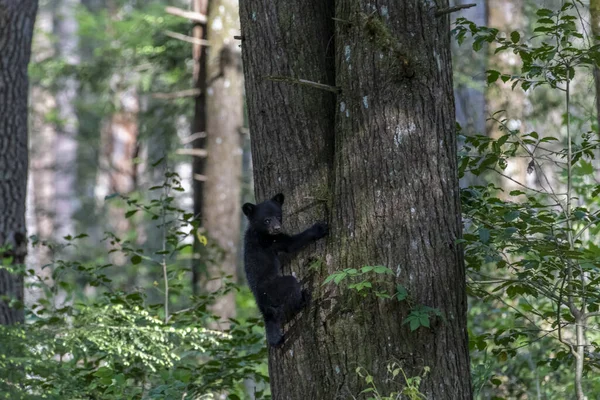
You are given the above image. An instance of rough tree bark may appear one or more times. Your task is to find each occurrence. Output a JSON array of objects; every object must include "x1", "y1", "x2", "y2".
[
  {"x1": 240, "y1": 0, "x2": 472, "y2": 399},
  {"x1": 203, "y1": 0, "x2": 244, "y2": 324},
  {"x1": 0, "y1": 0, "x2": 38, "y2": 325}
]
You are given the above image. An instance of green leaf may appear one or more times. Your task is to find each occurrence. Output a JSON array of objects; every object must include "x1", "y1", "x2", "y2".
[
  {"x1": 131, "y1": 255, "x2": 142, "y2": 265},
  {"x1": 94, "y1": 366, "x2": 113, "y2": 378},
  {"x1": 125, "y1": 210, "x2": 138, "y2": 218},
  {"x1": 372, "y1": 265, "x2": 393, "y2": 275},
  {"x1": 333, "y1": 272, "x2": 348, "y2": 284},
  {"x1": 578, "y1": 160, "x2": 593, "y2": 175},
  {"x1": 409, "y1": 317, "x2": 420, "y2": 331},
  {"x1": 536, "y1": 8, "x2": 554, "y2": 17},
  {"x1": 396, "y1": 284, "x2": 408, "y2": 301},
  {"x1": 479, "y1": 228, "x2": 490, "y2": 244},
  {"x1": 503, "y1": 210, "x2": 520, "y2": 222},
  {"x1": 487, "y1": 69, "x2": 500, "y2": 84},
  {"x1": 323, "y1": 274, "x2": 337, "y2": 285},
  {"x1": 510, "y1": 31, "x2": 520, "y2": 43},
  {"x1": 151, "y1": 157, "x2": 165, "y2": 167}
]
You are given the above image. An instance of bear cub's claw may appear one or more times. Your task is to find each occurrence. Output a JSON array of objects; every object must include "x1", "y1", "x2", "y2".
[{"x1": 311, "y1": 222, "x2": 329, "y2": 239}]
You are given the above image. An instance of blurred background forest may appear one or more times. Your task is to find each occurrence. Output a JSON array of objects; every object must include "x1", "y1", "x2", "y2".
[{"x1": 2, "y1": 0, "x2": 600, "y2": 398}]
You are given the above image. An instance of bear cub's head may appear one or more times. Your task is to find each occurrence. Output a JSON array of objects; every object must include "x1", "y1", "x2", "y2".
[{"x1": 242, "y1": 193, "x2": 285, "y2": 235}]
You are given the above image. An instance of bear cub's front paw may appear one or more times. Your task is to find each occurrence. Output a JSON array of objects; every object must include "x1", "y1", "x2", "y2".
[{"x1": 311, "y1": 222, "x2": 329, "y2": 240}]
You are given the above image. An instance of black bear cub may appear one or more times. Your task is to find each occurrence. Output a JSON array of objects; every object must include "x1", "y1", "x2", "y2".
[{"x1": 242, "y1": 193, "x2": 328, "y2": 346}]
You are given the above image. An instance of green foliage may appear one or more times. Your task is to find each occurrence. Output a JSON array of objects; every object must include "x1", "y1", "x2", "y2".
[
  {"x1": 356, "y1": 363, "x2": 429, "y2": 400},
  {"x1": 0, "y1": 171, "x2": 269, "y2": 399},
  {"x1": 323, "y1": 265, "x2": 394, "y2": 298},
  {"x1": 323, "y1": 267, "x2": 439, "y2": 332},
  {"x1": 402, "y1": 305, "x2": 442, "y2": 332},
  {"x1": 454, "y1": 2, "x2": 600, "y2": 398},
  {"x1": 454, "y1": 2, "x2": 600, "y2": 91}
]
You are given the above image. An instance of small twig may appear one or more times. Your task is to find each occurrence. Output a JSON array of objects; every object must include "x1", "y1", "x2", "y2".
[
  {"x1": 265, "y1": 75, "x2": 341, "y2": 94},
  {"x1": 164, "y1": 30, "x2": 210, "y2": 46},
  {"x1": 487, "y1": 168, "x2": 554, "y2": 195},
  {"x1": 152, "y1": 88, "x2": 202, "y2": 99},
  {"x1": 161, "y1": 183, "x2": 170, "y2": 323},
  {"x1": 233, "y1": 35, "x2": 245, "y2": 41},
  {"x1": 332, "y1": 17, "x2": 352, "y2": 25},
  {"x1": 434, "y1": 3, "x2": 476, "y2": 17}
]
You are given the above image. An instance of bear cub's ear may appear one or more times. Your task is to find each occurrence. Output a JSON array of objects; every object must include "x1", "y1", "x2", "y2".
[
  {"x1": 242, "y1": 203, "x2": 256, "y2": 217},
  {"x1": 271, "y1": 193, "x2": 284, "y2": 205}
]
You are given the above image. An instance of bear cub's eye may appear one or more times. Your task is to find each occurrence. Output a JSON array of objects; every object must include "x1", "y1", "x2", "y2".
[{"x1": 264, "y1": 218, "x2": 271, "y2": 224}]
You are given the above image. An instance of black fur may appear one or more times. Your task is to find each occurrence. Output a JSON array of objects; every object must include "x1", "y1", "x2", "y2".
[{"x1": 242, "y1": 193, "x2": 328, "y2": 346}]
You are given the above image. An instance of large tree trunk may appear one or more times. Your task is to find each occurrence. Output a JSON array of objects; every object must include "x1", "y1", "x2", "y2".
[
  {"x1": 0, "y1": 0, "x2": 38, "y2": 325},
  {"x1": 240, "y1": 0, "x2": 472, "y2": 399},
  {"x1": 203, "y1": 0, "x2": 244, "y2": 324}
]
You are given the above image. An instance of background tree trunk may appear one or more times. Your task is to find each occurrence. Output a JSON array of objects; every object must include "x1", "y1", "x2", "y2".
[
  {"x1": 591, "y1": 0, "x2": 600, "y2": 135},
  {"x1": 0, "y1": 0, "x2": 38, "y2": 325},
  {"x1": 486, "y1": 0, "x2": 530, "y2": 192},
  {"x1": 240, "y1": 0, "x2": 472, "y2": 398},
  {"x1": 451, "y1": 0, "x2": 487, "y2": 138},
  {"x1": 53, "y1": 0, "x2": 80, "y2": 239},
  {"x1": 28, "y1": 0, "x2": 57, "y2": 305},
  {"x1": 203, "y1": 0, "x2": 244, "y2": 325},
  {"x1": 191, "y1": 0, "x2": 210, "y2": 294}
]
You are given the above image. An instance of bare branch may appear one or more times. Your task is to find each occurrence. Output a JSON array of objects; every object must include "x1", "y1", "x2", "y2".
[
  {"x1": 152, "y1": 89, "x2": 202, "y2": 100},
  {"x1": 434, "y1": 3, "x2": 476, "y2": 17},
  {"x1": 176, "y1": 148, "x2": 208, "y2": 157},
  {"x1": 181, "y1": 132, "x2": 207, "y2": 144},
  {"x1": 165, "y1": 6, "x2": 207, "y2": 24},
  {"x1": 164, "y1": 30, "x2": 210, "y2": 46}
]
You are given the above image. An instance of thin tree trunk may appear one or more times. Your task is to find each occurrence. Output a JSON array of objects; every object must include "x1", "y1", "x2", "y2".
[
  {"x1": 95, "y1": 2, "x2": 140, "y2": 258},
  {"x1": 53, "y1": 0, "x2": 80, "y2": 238},
  {"x1": 240, "y1": 0, "x2": 472, "y2": 398},
  {"x1": 95, "y1": 85, "x2": 140, "y2": 257},
  {"x1": 452, "y1": 0, "x2": 487, "y2": 137},
  {"x1": 486, "y1": 0, "x2": 530, "y2": 191},
  {"x1": 191, "y1": 0, "x2": 209, "y2": 294},
  {"x1": 28, "y1": 2, "x2": 57, "y2": 304},
  {"x1": 0, "y1": 0, "x2": 38, "y2": 325},
  {"x1": 203, "y1": 0, "x2": 244, "y2": 324}
]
